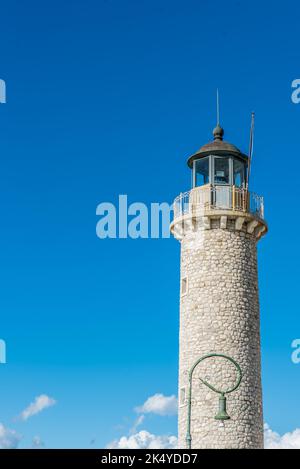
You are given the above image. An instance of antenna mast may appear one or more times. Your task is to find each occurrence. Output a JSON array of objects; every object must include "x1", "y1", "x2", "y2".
[
  {"x1": 246, "y1": 112, "x2": 255, "y2": 189},
  {"x1": 216, "y1": 88, "x2": 220, "y2": 125}
]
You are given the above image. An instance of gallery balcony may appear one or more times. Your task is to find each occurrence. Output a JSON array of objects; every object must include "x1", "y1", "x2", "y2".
[{"x1": 170, "y1": 185, "x2": 267, "y2": 241}]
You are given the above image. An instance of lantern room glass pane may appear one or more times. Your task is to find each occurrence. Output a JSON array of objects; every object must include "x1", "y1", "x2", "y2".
[
  {"x1": 233, "y1": 158, "x2": 246, "y2": 187},
  {"x1": 194, "y1": 157, "x2": 209, "y2": 187},
  {"x1": 214, "y1": 157, "x2": 230, "y2": 184}
]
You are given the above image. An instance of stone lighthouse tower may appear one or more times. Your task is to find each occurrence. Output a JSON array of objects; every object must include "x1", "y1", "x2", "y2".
[{"x1": 170, "y1": 122, "x2": 267, "y2": 449}]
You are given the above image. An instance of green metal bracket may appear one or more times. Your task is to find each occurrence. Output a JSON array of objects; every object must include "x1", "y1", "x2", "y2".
[{"x1": 185, "y1": 353, "x2": 242, "y2": 449}]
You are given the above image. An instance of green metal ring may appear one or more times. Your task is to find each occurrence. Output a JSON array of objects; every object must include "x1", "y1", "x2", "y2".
[
  {"x1": 186, "y1": 353, "x2": 242, "y2": 449},
  {"x1": 195, "y1": 353, "x2": 242, "y2": 396}
]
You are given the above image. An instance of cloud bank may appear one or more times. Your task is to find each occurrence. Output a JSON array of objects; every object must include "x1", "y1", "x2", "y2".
[
  {"x1": 264, "y1": 424, "x2": 300, "y2": 449},
  {"x1": 108, "y1": 430, "x2": 177, "y2": 449},
  {"x1": 0, "y1": 423, "x2": 21, "y2": 449}
]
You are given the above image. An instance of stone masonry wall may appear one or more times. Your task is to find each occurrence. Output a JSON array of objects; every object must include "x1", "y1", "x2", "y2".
[{"x1": 178, "y1": 218, "x2": 263, "y2": 449}]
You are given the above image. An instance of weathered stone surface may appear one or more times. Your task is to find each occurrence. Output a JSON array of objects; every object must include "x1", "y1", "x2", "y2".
[{"x1": 177, "y1": 220, "x2": 264, "y2": 449}]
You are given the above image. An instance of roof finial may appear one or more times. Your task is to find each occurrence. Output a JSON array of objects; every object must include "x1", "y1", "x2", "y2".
[{"x1": 213, "y1": 88, "x2": 224, "y2": 141}]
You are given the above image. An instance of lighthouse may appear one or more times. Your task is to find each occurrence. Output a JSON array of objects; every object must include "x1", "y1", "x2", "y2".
[{"x1": 170, "y1": 121, "x2": 267, "y2": 449}]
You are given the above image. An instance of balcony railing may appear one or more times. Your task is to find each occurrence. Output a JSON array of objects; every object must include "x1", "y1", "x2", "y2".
[{"x1": 173, "y1": 185, "x2": 264, "y2": 221}]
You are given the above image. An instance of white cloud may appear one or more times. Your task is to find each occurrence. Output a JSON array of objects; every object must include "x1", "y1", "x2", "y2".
[
  {"x1": 0, "y1": 423, "x2": 21, "y2": 449},
  {"x1": 108, "y1": 430, "x2": 177, "y2": 449},
  {"x1": 20, "y1": 394, "x2": 56, "y2": 421},
  {"x1": 31, "y1": 436, "x2": 45, "y2": 449},
  {"x1": 135, "y1": 394, "x2": 177, "y2": 416},
  {"x1": 264, "y1": 424, "x2": 300, "y2": 449},
  {"x1": 130, "y1": 414, "x2": 145, "y2": 434}
]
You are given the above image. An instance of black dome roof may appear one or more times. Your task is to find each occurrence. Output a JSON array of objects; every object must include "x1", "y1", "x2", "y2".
[{"x1": 187, "y1": 125, "x2": 248, "y2": 168}]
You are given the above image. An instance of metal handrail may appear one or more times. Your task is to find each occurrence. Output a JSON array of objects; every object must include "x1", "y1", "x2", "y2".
[{"x1": 173, "y1": 185, "x2": 264, "y2": 221}]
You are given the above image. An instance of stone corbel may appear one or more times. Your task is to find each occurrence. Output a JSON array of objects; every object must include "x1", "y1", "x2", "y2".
[
  {"x1": 247, "y1": 219, "x2": 259, "y2": 234},
  {"x1": 235, "y1": 217, "x2": 245, "y2": 231},
  {"x1": 220, "y1": 216, "x2": 227, "y2": 229}
]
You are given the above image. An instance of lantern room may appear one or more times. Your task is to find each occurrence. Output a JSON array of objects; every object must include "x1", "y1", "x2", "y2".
[{"x1": 187, "y1": 124, "x2": 248, "y2": 189}]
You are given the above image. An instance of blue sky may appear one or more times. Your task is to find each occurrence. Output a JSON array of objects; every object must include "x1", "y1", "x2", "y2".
[{"x1": 0, "y1": 0, "x2": 300, "y2": 448}]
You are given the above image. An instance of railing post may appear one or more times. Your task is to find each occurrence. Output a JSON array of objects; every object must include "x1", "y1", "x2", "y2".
[{"x1": 232, "y1": 185, "x2": 236, "y2": 211}]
